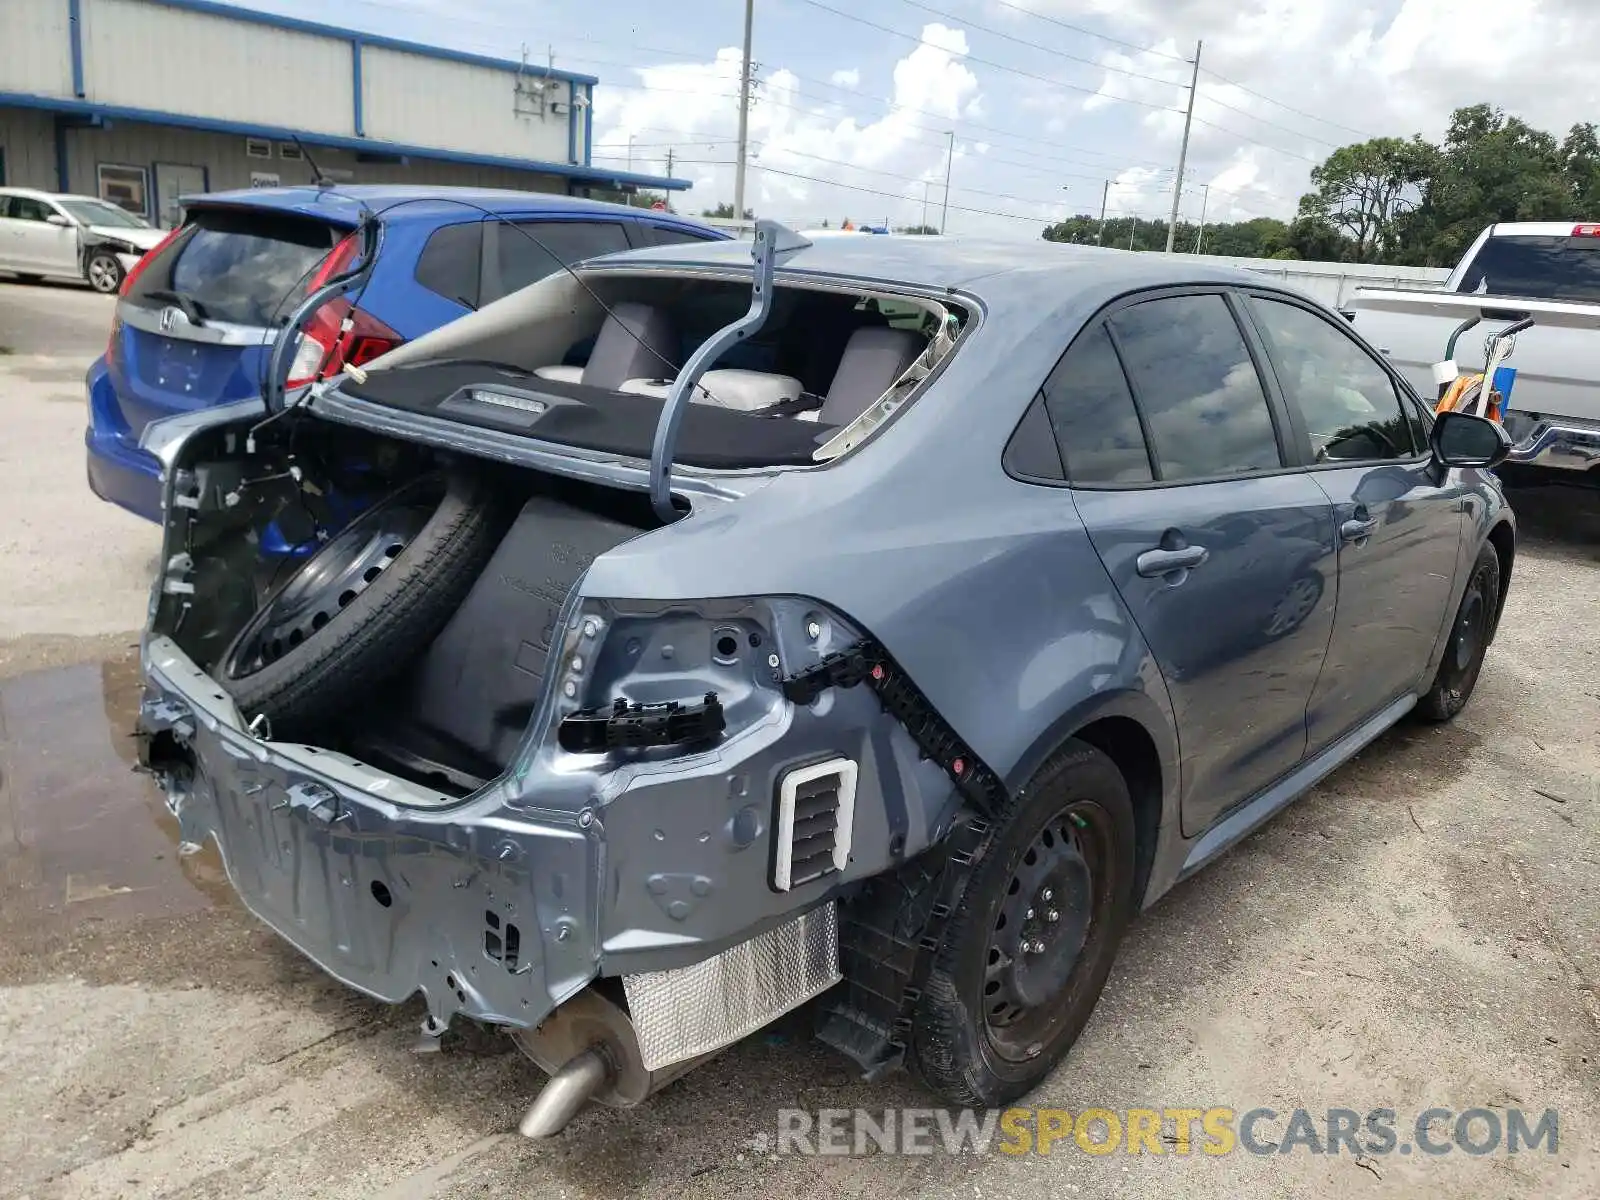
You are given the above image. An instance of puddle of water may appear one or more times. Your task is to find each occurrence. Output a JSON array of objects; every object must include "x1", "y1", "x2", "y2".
[{"x1": 0, "y1": 648, "x2": 232, "y2": 937}]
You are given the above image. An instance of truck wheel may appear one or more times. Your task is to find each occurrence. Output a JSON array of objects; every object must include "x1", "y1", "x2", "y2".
[
  {"x1": 217, "y1": 470, "x2": 507, "y2": 737},
  {"x1": 86, "y1": 252, "x2": 125, "y2": 294},
  {"x1": 1416, "y1": 542, "x2": 1501, "y2": 722},
  {"x1": 909, "y1": 740, "x2": 1136, "y2": 1108}
]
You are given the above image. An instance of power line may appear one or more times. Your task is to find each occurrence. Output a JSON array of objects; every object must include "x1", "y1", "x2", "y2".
[
  {"x1": 887, "y1": 0, "x2": 1190, "y2": 92},
  {"x1": 1197, "y1": 68, "x2": 1380, "y2": 142},
  {"x1": 791, "y1": 0, "x2": 1187, "y2": 115},
  {"x1": 985, "y1": 0, "x2": 1191, "y2": 63}
]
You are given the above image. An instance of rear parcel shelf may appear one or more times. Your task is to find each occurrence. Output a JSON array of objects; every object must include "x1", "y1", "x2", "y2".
[{"x1": 336, "y1": 362, "x2": 838, "y2": 469}]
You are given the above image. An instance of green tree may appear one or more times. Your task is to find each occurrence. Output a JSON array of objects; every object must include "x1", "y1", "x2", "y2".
[
  {"x1": 895, "y1": 223, "x2": 941, "y2": 235},
  {"x1": 1296, "y1": 136, "x2": 1434, "y2": 262},
  {"x1": 700, "y1": 201, "x2": 754, "y2": 219},
  {"x1": 1405, "y1": 105, "x2": 1569, "y2": 264}
]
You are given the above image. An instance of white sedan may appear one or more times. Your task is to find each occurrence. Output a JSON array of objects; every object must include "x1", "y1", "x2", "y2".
[{"x1": 0, "y1": 187, "x2": 169, "y2": 293}]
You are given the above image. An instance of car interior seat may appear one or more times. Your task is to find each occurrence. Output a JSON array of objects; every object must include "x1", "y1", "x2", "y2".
[
  {"x1": 543, "y1": 303, "x2": 677, "y2": 391},
  {"x1": 817, "y1": 326, "x2": 927, "y2": 425}
]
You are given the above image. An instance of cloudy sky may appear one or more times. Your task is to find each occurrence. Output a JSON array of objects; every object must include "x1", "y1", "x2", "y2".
[{"x1": 260, "y1": 0, "x2": 1599, "y2": 238}]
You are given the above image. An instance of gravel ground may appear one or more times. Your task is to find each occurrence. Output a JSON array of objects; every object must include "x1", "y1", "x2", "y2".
[{"x1": 0, "y1": 279, "x2": 1595, "y2": 1199}]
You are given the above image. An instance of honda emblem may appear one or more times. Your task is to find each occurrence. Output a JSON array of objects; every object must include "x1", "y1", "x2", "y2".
[{"x1": 159, "y1": 306, "x2": 181, "y2": 332}]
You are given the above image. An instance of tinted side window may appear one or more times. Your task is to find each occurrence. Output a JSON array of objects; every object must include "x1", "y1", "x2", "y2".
[
  {"x1": 1042, "y1": 323, "x2": 1152, "y2": 483},
  {"x1": 1108, "y1": 294, "x2": 1281, "y2": 480},
  {"x1": 1250, "y1": 296, "x2": 1416, "y2": 461},
  {"x1": 414, "y1": 221, "x2": 483, "y2": 309},
  {"x1": 635, "y1": 222, "x2": 717, "y2": 248},
  {"x1": 492, "y1": 220, "x2": 629, "y2": 300}
]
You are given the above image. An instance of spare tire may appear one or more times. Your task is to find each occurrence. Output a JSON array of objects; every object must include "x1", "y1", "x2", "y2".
[{"x1": 218, "y1": 470, "x2": 508, "y2": 737}]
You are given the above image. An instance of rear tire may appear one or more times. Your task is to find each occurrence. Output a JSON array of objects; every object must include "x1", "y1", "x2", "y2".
[
  {"x1": 85, "y1": 252, "x2": 124, "y2": 294},
  {"x1": 1416, "y1": 542, "x2": 1501, "y2": 723},
  {"x1": 909, "y1": 740, "x2": 1136, "y2": 1108},
  {"x1": 218, "y1": 470, "x2": 508, "y2": 737}
]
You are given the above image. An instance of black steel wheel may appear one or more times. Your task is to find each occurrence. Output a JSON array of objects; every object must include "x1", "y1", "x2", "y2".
[
  {"x1": 1416, "y1": 542, "x2": 1501, "y2": 722},
  {"x1": 217, "y1": 469, "x2": 509, "y2": 737},
  {"x1": 910, "y1": 739, "x2": 1136, "y2": 1107}
]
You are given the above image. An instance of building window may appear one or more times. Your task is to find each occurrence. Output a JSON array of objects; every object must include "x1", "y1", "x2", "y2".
[
  {"x1": 245, "y1": 137, "x2": 273, "y2": 159},
  {"x1": 97, "y1": 163, "x2": 150, "y2": 219},
  {"x1": 278, "y1": 142, "x2": 304, "y2": 161}
]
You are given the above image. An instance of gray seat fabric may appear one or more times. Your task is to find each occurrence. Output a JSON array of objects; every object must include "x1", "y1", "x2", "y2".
[
  {"x1": 581, "y1": 303, "x2": 679, "y2": 390},
  {"x1": 819, "y1": 326, "x2": 926, "y2": 425}
]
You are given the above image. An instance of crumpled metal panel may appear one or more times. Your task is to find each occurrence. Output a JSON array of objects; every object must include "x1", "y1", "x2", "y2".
[{"x1": 622, "y1": 904, "x2": 841, "y2": 1071}]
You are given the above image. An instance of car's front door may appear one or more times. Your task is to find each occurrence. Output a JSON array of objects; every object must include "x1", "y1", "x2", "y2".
[
  {"x1": 1242, "y1": 292, "x2": 1467, "y2": 751},
  {"x1": 7, "y1": 196, "x2": 78, "y2": 274},
  {"x1": 1048, "y1": 292, "x2": 1339, "y2": 836}
]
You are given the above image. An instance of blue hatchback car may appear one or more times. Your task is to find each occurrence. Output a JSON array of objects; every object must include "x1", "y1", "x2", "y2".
[{"x1": 85, "y1": 185, "x2": 728, "y2": 521}]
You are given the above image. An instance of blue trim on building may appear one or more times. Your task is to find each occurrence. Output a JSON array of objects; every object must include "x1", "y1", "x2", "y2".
[
  {"x1": 141, "y1": 0, "x2": 599, "y2": 85},
  {"x1": 0, "y1": 92, "x2": 691, "y2": 191},
  {"x1": 351, "y1": 38, "x2": 365, "y2": 138},
  {"x1": 67, "y1": 0, "x2": 86, "y2": 98},
  {"x1": 53, "y1": 117, "x2": 70, "y2": 190}
]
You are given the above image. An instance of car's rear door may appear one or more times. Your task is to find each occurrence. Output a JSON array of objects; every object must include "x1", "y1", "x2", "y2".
[
  {"x1": 1055, "y1": 290, "x2": 1339, "y2": 836},
  {"x1": 109, "y1": 204, "x2": 348, "y2": 441},
  {"x1": 1241, "y1": 291, "x2": 1467, "y2": 750}
]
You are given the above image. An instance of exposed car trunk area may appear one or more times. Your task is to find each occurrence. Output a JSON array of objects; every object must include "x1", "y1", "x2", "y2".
[
  {"x1": 340, "y1": 269, "x2": 964, "y2": 465},
  {"x1": 150, "y1": 415, "x2": 661, "y2": 797}
]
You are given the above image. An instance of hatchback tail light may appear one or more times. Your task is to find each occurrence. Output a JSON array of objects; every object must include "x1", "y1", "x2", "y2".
[
  {"x1": 285, "y1": 232, "x2": 403, "y2": 387},
  {"x1": 1572, "y1": 224, "x2": 1600, "y2": 237}
]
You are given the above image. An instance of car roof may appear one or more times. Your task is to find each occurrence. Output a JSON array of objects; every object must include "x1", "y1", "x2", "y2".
[
  {"x1": 582, "y1": 232, "x2": 1268, "y2": 303},
  {"x1": 185, "y1": 184, "x2": 718, "y2": 231}
]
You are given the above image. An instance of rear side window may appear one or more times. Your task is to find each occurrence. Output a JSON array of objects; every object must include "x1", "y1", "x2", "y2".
[
  {"x1": 1042, "y1": 324, "x2": 1153, "y2": 483},
  {"x1": 152, "y1": 209, "x2": 340, "y2": 326},
  {"x1": 489, "y1": 220, "x2": 630, "y2": 303},
  {"x1": 1249, "y1": 296, "x2": 1417, "y2": 461},
  {"x1": 415, "y1": 221, "x2": 483, "y2": 309},
  {"x1": 633, "y1": 222, "x2": 717, "y2": 248},
  {"x1": 1108, "y1": 295, "x2": 1282, "y2": 481},
  {"x1": 1456, "y1": 235, "x2": 1600, "y2": 302},
  {"x1": 2, "y1": 196, "x2": 53, "y2": 222}
]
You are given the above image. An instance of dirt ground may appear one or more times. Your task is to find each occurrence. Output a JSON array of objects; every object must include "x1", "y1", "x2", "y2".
[{"x1": 0, "y1": 280, "x2": 1596, "y2": 1199}]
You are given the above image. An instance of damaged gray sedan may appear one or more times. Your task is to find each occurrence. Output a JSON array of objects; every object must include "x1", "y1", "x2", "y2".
[{"x1": 135, "y1": 222, "x2": 1516, "y2": 1136}]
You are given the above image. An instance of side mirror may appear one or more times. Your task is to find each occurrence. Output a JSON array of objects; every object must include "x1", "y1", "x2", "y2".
[
  {"x1": 45, "y1": 213, "x2": 71, "y2": 227},
  {"x1": 1430, "y1": 410, "x2": 1511, "y2": 469}
]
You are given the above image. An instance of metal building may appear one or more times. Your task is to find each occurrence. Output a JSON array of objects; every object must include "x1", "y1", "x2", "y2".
[{"x1": 0, "y1": 0, "x2": 687, "y2": 226}]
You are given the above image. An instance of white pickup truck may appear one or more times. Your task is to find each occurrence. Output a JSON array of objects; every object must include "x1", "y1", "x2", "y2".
[{"x1": 1351, "y1": 221, "x2": 1600, "y2": 477}]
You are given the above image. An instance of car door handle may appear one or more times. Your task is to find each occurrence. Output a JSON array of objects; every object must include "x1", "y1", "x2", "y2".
[
  {"x1": 1136, "y1": 545, "x2": 1209, "y2": 577},
  {"x1": 1340, "y1": 517, "x2": 1378, "y2": 541}
]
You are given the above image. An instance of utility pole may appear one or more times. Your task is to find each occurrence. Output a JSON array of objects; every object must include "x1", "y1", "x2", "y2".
[
  {"x1": 939, "y1": 130, "x2": 954, "y2": 233},
  {"x1": 1192, "y1": 183, "x2": 1210, "y2": 254},
  {"x1": 626, "y1": 134, "x2": 634, "y2": 172},
  {"x1": 733, "y1": 0, "x2": 755, "y2": 223},
  {"x1": 1165, "y1": 39, "x2": 1201, "y2": 254},
  {"x1": 665, "y1": 147, "x2": 674, "y2": 178},
  {"x1": 1129, "y1": 219, "x2": 1137, "y2": 251},
  {"x1": 1097, "y1": 179, "x2": 1110, "y2": 244},
  {"x1": 921, "y1": 180, "x2": 930, "y2": 230}
]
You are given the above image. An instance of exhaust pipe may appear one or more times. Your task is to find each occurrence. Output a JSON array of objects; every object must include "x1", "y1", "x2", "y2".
[{"x1": 518, "y1": 1046, "x2": 611, "y2": 1139}]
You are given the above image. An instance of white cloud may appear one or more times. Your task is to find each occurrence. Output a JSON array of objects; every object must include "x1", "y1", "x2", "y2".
[
  {"x1": 829, "y1": 68, "x2": 861, "y2": 88},
  {"x1": 593, "y1": 24, "x2": 987, "y2": 231}
]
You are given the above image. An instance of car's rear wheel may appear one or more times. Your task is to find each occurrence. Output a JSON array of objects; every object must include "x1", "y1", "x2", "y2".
[
  {"x1": 85, "y1": 252, "x2": 125, "y2": 294},
  {"x1": 217, "y1": 470, "x2": 508, "y2": 737},
  {"x1": 909, "y1": 740, "x2": 1136, "y2": 1107},
  {"x1": 1416, "y1": 542, "x2": 1501, "y2": 722}
]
